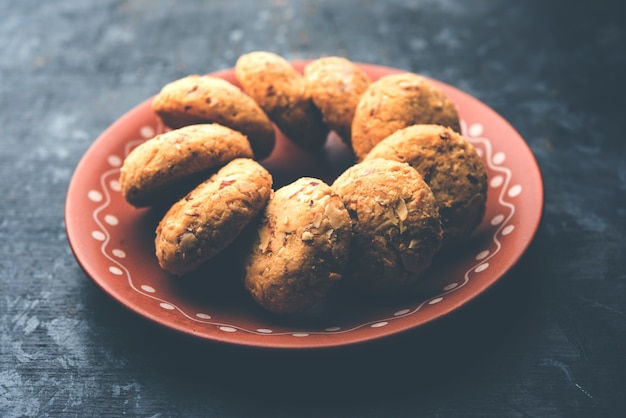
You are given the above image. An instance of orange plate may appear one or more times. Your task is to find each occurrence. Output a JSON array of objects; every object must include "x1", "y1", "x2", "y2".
[{"x1": 65, "y1": 62, "x2": 543, "y2": 349}]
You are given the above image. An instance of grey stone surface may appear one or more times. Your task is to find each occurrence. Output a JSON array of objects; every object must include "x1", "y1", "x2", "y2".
[{"x1": 1, "y1": 0, "x2": 625, "y2": 416}]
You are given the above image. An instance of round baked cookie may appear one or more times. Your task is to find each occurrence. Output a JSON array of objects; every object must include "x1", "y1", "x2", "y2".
[
  {"x1": 364, "y1": 124, "x2": 488, "y2": 249},
  {"x1": 119, "y1": 124, "x2": 253, "y2": 207},
  {"x1": 304, "y1": 56, "x2": 371, "y2": 143},
  {"x1": 243, "y1": 177, "x2": 351, "y2": 314},
  {"x1": 155, "y1": 158, "x2": 272, "y2": 276},
  {"x1": 351, "y1": 72, "x2": 460, "y2": 160},
  {"x1": 331, "y1": 158, "x2": 443, "y2": 294},
  {"x1": 234, "y1": 51, "x2": 329, "y2": 151},
  {"x1": 151, "y1": 75, "x2": 275, "y2": 159}
]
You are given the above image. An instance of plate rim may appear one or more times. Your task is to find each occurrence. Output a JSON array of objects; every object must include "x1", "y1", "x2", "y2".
[{"x1": 65, "y1": 61, "x2": 544, "y2": 349}]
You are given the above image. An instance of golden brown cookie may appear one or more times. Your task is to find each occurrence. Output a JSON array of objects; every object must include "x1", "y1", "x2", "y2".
[
  {"x1": 364, "y1": 124, "x2": 488, "y2": 249},
  {"x1": 351, "y1": 72, "x2": 460, "y2": 160},
  {"x1": 331, "y1": 159, "x2": 443, "y2": 294},
  {"x1": 119, "y1": 124, "x2": 253, "y2": 207},
  {"x1": 304, "y1": 56, "x2": 371, "y2": 143},
  {"x1": 155, "y1": 158, "x2": 272, "y2": 276},
  {"x1": 243, "y1": 177, "x2": 351, "y2": 314},
  {"x1": 234, "y1": 51, "x2": 329, "y2": 151},
  {"x1": 151, "y1": 75, "x2": 275, "y2": 160}
]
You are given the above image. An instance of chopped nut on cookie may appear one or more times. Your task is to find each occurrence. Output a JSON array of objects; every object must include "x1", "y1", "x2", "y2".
[
  {"x1": 365, "y1": 124, "x2": 487, "y2": 249},
  {"x1": 155, "y1": 158, "x2": 272, "y2": 276},
  {"x1": 331, "y1": 158, "x2": 443, "y2": 294},
  {"x1": 243, "y1": 177, "x2": 351, "y2": 314}
]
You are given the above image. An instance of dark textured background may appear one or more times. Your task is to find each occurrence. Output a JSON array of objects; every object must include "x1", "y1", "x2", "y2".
[{"x1": 1, "y1": 0, "x2": 625, "y2": 416}]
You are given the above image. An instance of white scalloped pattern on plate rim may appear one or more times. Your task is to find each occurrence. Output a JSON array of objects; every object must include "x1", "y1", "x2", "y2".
[{"x1": 85, "y1": 119, "x2": 519, "y2": 338}]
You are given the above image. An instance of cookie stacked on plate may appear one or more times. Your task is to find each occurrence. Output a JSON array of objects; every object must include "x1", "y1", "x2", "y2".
[{"x1": 118, "y1": 52, "x2": 487, "y2": 314}]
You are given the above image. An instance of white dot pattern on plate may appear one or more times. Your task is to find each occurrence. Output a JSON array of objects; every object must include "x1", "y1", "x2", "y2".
[
  {"x1": 88, "y1": 190, "x2": 103, "y2": 202},
  {"x1": 492, "y1": 152, "x2": 506, "y2": 165},
  {"x1": 508, "y1": 184, "x2": 522, "y2": 198},
  {"x1": 109, "y1": 266, "x2": 123, "y2": 276},
  {"x1": 220, "y1": 326, "x2": 237, "y2": 333},
  {"x1": 109, "y1": 180, "x2": 121, "y2": 192},
  {"x1": 475, "y1": 263, "x2": 490, "y2": 273},
  {"x1": 107, "y1": 155, "x2": 122, "y2": 167},
  {"x1": 502, "y1": 225, "x2": 515, "y2": 235},
  {"x1": 468, "y1": 123, "x2": 484, "y2": 137},
  {"x1": 91, "y1": 231, "x2": 106, "y2": 241},
  {"x1": 82, "y1": 115, "x2": 523, "y2": 340},
  {"x1": 140, "y1": 126, "x2": 155, "y2": 138},
  {"x1": 112, "y1": 249, "x2": 126, "y2": 258},
  {"x1": 490, "y1": 175, "x2": 504, "y2": 188},
  {"x1": 475, "y1": 250, "x2": 490, "y2": 260}
]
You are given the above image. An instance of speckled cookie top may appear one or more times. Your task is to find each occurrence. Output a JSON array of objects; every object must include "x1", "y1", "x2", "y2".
[
  {"x1": 304, "y1": 56, "x2": 371, "y2": 142},
  {"x1": 351, "y1": 72, "x2": 461, "y2": 160},
  {"x1": 331, "y1": 158, "x2": 443, "y2": 294},
  {"x1": 365, "y1": 124, "x2": 487, "y2": 248},
  {"x1": 244, "y1": 177, "x2": 351, "y2": 314},
  {"x1": 151, "y1": 75, "x2": 275, "y2": 159},
  {"x1": 119, "y1": 123, "x2": 254, "y2": 207},
  {"x1": 155, "y1": 158, "x2": 272, "y2": 275},
  {"x1": 234, "y1": 51, "x2": 328, "y2": 151},
  {"x1": 120, "y1": 55, "x2": 481, "y2": 309}
]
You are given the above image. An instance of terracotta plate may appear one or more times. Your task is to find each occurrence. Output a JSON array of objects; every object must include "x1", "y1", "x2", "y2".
[{"x1": 65, "y1": 62, "x2": 543, "y2": 349}]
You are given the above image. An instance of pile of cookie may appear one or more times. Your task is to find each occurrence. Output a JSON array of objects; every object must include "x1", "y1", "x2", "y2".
[{"x1": 119, "y1": 52, "x2": 487, "y2": 314}]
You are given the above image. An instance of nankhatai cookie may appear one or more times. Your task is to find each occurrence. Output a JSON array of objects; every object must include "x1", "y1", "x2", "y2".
[
  {"x1": 119, "y1": 124, "x2": 253, "y2": 207},
  {"x1": 151, "y1": 75, "x2": 275, "y2": 159},
  {"x1": 155, "y1": 158, "x2": 272, "y2": 276},
  {"x1": 351, "y1": 72, "x2": 460, "y2": 160},
  {"x1": 243, "y1": 177, "x2": 351, "y2": 314},
  {"x1": 364, "y1": 124, "x2": 487, "y2": 248},
  {"x1": 304, "y1": 56, "x2": 371, "y2": 143},
  {"x1": 331, "y1": 159, "x2": 443, "y2": 294},
  {"x1": 234, "y1": 51, "x2": 329, "y2": 151}
]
